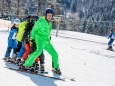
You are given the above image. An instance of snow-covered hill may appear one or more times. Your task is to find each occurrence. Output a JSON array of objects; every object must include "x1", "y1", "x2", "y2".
[{"x1": 0, "y1": 29, "x2": 115, "y2": 86}]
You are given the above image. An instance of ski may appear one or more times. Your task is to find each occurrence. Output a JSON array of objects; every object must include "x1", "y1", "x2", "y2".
[
  {"x1": 3, "y1": 58, "x2": 16, "y2": 64},
  {"x1": 47, "y1": 68, "x2": 76, "y2": 81},
  {"x1": 7, "y1": 59, "x2": 16, "y2": 64},
  {"x1": 4, "y1": 60, "x2": 76, "y2": 81},
  {"x1": 5, "y1": 67, "x2": 66, "y2": 81}
]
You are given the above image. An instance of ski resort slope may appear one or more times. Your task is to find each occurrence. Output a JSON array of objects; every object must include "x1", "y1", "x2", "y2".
[{"x1": 0, "y1": 29, "x2": 115, "y2": 86}]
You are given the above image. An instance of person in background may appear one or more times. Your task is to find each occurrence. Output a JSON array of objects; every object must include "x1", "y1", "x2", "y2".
[{"x1": 106, "y1": 29, "x2": 115, "y2": 51}]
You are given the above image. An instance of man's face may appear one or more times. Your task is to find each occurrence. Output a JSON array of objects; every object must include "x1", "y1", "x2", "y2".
[
  {"x1": 46, "y1": 13, "x2": 53, "y2": 21},
  {"x1": 27, "y1": 18, "x2": 31, "y2": 23}
]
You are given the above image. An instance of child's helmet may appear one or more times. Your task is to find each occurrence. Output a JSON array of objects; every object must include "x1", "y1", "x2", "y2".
[{"x1": 13, "y1": 18, "x2": 20, "y2": 25}]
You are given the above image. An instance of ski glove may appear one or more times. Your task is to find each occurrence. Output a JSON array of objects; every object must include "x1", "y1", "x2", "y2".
[{"x1": 30, "y1": 38, "x2": 35, "y2": 46}]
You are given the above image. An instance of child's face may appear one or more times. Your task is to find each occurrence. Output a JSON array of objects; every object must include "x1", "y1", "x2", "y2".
[
  {"x1": 27, "y1": 18, "x2": 31, "y2": 23},
  {"x1": 15, "y1": 24, "x2": 19, "y2": 28},
  {"x1": 109, "y1": 30, "x2": 112, "y2": 33}
]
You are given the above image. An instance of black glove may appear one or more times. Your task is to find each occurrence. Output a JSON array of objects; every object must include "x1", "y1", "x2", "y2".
[
  {"x1": 30, "y1": 39, "x2": 36, "y2": 53},
  {"x1": 50, "y1": 36, "x2": 51, "y2": 40}
]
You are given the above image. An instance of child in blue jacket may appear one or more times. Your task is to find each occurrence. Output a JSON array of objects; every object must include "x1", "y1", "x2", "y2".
[
  {"x1": 106, "y1": 29, "x2": 115, "y2": 51},
  {"x1": 4, "y1": 19, "x2": 20, "y2": 61}
]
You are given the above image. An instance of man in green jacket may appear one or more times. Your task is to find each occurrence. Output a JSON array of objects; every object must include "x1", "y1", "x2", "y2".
[{"x1": 23, "y1": 9, "x2": 61, "y2": 75}]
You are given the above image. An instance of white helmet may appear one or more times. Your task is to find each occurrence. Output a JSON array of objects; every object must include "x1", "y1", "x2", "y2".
[{"x1": 13, "y1": 18, "x2": 20, "y2": 25}]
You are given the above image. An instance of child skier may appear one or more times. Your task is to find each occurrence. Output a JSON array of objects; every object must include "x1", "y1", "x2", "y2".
[
  {"x1": 16, "y1": 20, "x2": 34, "y2": 64},
  {"x1": 11, "y1": 16, "x2": 32, "y2": 61},
  {"x1": 106, "y1": 29, "x2": 115, "y2": 51},
  {"x1": 3, "y1": 19, "x2": 20, "y2": 61}
]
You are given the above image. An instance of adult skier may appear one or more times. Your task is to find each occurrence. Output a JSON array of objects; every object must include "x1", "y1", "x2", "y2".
[
  {"x1": 106, "y1": 29, "x2": 115, "y2": 51},
  {"x1": 23, "y1": 8, "x2": 61, "y2": 75}
]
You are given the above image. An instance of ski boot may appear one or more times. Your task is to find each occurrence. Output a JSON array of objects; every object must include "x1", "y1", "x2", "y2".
[
  {"x1": 3, "y1": 57, "x2": 11, "y2": 61},
  {"x1": 19, "y1": 64, "x2": 27, "y2": 71},
  {"x1": 109, "y1": 46, "x2": 114, "y2": 51},
  {"x1": 28, "y1": 66, "x2": 36, "y2": 73},
  {"x1": 110, "y1": 48, "x2": 114, "y2": 51},
  {"x1": 19, "y1": 66, "x2": 34, "y2": 73},
  {"x1": 52, "y1": 68, "x2": 62, "y2": 75},
  {"x1": 33, "y1": 62, "x2": 39, "y2": 72},
  {"x1": 106, "y1": 46, "x2": 114, "y2": 51},
  {"x1": 25, "y1": 63, "x2": 39, "y2": 73},
  {"x1": 12, "y1": 53, "x2": 17, "y2": 62},
  {"x1": 16, "y1": 58, "x2": 24, "y2": 66},
  {"x1": 106, "y1": 47, "x2": 111, "y2": 50},
  {"x1": 40, "y1": 64, "x2": 45, "y2": 71},
  {"x1": 52, "y1": 62, "x2": 61, "y2": 75},
  {"x1": 16, "y1": 58, "x2": 21, "y2": 64},
  {"x1": 38, "y1": 64, "x2": 46, "y2": 74}
]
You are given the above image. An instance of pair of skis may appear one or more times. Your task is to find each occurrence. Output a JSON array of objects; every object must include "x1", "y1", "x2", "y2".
[
  {"x1": 4, "y1": 59, "x2": 75, "y2": 81},
  {"x1": 5, "y1": 67, "x2": 75, "y2": 81}
]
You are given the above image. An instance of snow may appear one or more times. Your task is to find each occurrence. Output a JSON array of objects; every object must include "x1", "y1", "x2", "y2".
[{"x1": 0, "y1": 29, "x2": 115, "y2": 86}]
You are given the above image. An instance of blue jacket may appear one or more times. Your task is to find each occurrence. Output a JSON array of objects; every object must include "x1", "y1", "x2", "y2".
[
  {"x1": 108, "y1": 32, "x2": 115, "y2": 39},
  {"x1": 8, "y1": 26, "x2": 18, "y2": 40},
  {"x1": 8, "y1": 26, "x2": 18, "y2": 48}
]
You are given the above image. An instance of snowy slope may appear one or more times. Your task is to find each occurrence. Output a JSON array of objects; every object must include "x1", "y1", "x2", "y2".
[{"x1": 0, "y1": 29, "x2": 115, "y2": 86}]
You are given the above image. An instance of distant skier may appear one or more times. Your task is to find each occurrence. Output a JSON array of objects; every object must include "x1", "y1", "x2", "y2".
[
  {"x1": 22, "y1": 8, "x2": 61, "y2": 75},
  {"x1": 106, "y1": 29, "x2": 115, "y2": 51},
  {"x1": 3, "y1": 19, "x2": 20, "y2": 61}
]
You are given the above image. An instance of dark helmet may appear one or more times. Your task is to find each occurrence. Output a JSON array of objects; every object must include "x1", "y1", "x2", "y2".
[
  {"x1": 13, "y1": 18, "x2": 20, "y2": 25},
  {"x1": 46, "y1": 8, "x2": 54, "y2": 16},
  {"x1": 109, "y1": 29, "x2": 113, "y2": 32},
  {"x1": 26, "y1": 16, "x2": 31, "y2": 19}
]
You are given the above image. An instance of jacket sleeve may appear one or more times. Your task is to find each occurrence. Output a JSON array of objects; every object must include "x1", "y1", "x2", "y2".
[
  {"x1": 30, "y1": 20, "x2": 40, "y2": 40},
  {"x1": 111, "y1": 33, "x2": 115, "y2": 39},
  {"x1": 20, "y1": 22, "x2": 27, "y2": 33},
  {"x1": 17, "y1": 21, "x2": 27, "y2": 42},
  {"x1": 108, "y1": 34, "x2": 110, "y2": 39}
]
